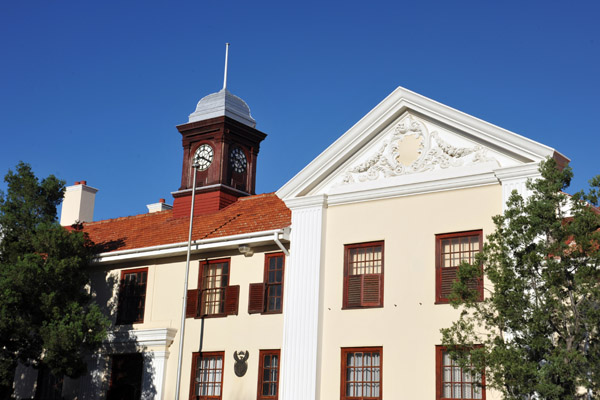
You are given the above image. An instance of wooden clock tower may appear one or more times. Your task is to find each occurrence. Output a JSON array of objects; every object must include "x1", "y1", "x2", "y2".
[{"x1": 171, "y1": 88, "x2": 267, "y2": 218}]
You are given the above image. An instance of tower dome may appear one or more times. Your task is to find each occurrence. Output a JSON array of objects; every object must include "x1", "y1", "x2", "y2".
[{"x1": 188, "y1": 88, "x2": 256, "y2": 128}]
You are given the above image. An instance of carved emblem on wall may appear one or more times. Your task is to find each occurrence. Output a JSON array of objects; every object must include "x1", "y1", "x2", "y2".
[
  {"x1": 233, "y1": 350, "x2": 249, "y2": 377},
  {"x1": 340, "y1": 114, "x2": 495, "y2": 184}
]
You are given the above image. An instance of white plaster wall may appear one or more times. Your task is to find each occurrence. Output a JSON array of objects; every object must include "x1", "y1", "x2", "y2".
[{"x1": 318, "y1": 184, "x2": 504, "y2": 400}]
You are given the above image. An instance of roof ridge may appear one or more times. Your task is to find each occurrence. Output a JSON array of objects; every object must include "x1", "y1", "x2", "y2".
[{"x1": 84, "y1": 209, "x2": 173, "y2": 226}]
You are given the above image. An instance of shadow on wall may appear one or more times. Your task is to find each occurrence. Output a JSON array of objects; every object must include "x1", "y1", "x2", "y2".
[
  {"x1": 13, "y1": 265, "x2": 158, "y2": 400},
  {"x1": 84, "y1": 266, "x2": 159, "y2": 400}
]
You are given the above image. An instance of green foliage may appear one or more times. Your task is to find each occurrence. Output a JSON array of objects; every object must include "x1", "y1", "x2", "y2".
[
  {"x1": 441, "y1": 159, "x2": 600, "y2": 399},
  {"x1": 0, "y1": 162, "x2": 109, "y2": 394}
]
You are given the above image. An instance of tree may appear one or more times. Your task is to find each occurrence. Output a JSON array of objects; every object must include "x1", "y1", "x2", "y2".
[
  {"x1": 441, "y1": 158, "x2": 600, "y2": 400},
  {"x1": 0, "y1": 162, "x2": 109, "y2": 398}
]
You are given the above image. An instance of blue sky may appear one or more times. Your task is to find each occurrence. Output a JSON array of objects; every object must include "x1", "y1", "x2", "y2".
[{"x1": 1, "y1": 1, "x2": 598, "y2": 221}]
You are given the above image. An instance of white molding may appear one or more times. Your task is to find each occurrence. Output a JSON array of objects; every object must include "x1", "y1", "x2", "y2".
[
  {"x1": 283, "y1": 194, "x2": 328, "y2": 210},
  {"x1": 493, "y1": 163, "x2": 541, "y2": 181},
  {"x1": 106, "y1": 327, "x2": 177, "y2": 348},
  {"x1": 95, "y1": 228, "x2": 290, "y2": 264},
  {"x1": 327, "y1": 171, "x2": 499, "y2": 206},
  {"x1": 277, "y1": 86, "x2": 567, "y2": 200},
  {"x1": 280, "y1": 203, "x2": 326, "y2": 400}
]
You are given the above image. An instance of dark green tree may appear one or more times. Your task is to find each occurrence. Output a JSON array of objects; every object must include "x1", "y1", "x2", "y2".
[
  {"x1": 0, "y1": 162, "x2": 109, "y2": 398},
  {"x1": 441, "y1": 158, "x2": 600, "y2": 400}
]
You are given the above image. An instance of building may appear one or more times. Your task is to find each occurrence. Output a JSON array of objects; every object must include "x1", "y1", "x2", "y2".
[{"x1": 16, "y1": 83, "x2": 567, "y2": 399}]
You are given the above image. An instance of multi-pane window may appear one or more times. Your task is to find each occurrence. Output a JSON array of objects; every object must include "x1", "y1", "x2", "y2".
[
  {"x1": 248, "y1": 253, "x2": 285, "y2": 314},
  {"x1": 343, "y1": 242, "x2": 384, "y2": 309},
  {"x1": 116, "y1": 268, "x2": 148, "y2": 324},
  {"x1": 436, "y1": 231, "x2": 483, "y2": 303},
  {"x1": 257, "y1": 350, "x2": 280, "y2": 400},
  {"x1": 436, "y1": 346, "x2": 485, "y2": 400},
  {"x1": 186, "y1": 259, "x2": 239, "y2": 319},
  {"x1": 190, "y1": 352, "x2": 224, "y2": 400},
  {"x1": 265, "y1": 254, "x2": 284, "y2": 312},
  {"x1": 201, "y1": 260, "x2": 229, "y2": 315},
  {"x1": 341, "y1": 347, "x2": 382, "y2": 400}
]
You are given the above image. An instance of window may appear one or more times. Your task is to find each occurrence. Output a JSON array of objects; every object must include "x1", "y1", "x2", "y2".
[
  {"x1": 186, "y1": 259, "x2": 239, "y2": 318},
  {"x1": 249, "y1": 253, "x2": 285, "y2": 314},
  {"x1": 436, "y1": 346, "x2": 485, "y2": 400},
  {"x1": 189, "y1": 352, "x2": 224, "y2": 400},
  {"x1": 257, "y1": 350, "x2": 280, "y2": 400},
  {"x1": 341, "y1": 347, "x2": 382, "y2": 400},
  {"x1": 116, "y1": 268, "x2": 148, "y2": 324},
  {"x1": 343, "y1": 242, "x2": 384, "y2": 309},
  {"x1": 435, "y1": 231, "x2": 483, "y2": 304}
]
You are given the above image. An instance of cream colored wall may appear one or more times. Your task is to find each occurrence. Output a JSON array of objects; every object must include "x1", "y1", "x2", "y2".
[
  {"x1": 88, "y1": 245, "x2": 285, "y2": 400},
  {"x1": 318, "y1": 184, "x2": 503, "y2": 400}
]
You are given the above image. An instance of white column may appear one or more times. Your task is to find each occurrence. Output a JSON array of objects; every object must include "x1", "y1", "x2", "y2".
[
  {"x1": 142, "y1": 351, "x2": 170, "y2": 400},
  {"x1": 279, "y1": 195, "x2": 327, "y2": 400}
]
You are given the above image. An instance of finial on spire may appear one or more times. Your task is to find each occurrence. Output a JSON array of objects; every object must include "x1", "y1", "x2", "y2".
[{"x1": 223, "y1": 43, "x2": 230, "y2": 90}]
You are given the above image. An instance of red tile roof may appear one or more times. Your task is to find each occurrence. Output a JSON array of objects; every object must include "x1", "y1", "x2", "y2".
[{"x1": 83, "y1": 193, "x2": 291, "y2": 253}]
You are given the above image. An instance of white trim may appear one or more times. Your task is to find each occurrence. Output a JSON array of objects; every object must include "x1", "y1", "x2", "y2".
[
  {"x1": 106, "y1": 328, "x2": 177, "y2": 348},
  {"x1": 277, "y1": 86, "x2": 568, "y2": 200},
  {"x1": 327, "y1": 172, "x2": 499, "y2": 206},
  {"x1": 95, "y1": 228, "x2": 290, "y2": 264},
  {"x1": 65, "y1": 184, "x2": 99, "y2": 194},
  {"x1": 283, "y1": 194, "x2": 328, "y2": 210},
  {"x1": 493, "y1": 163, "x2": 541, "y2": 181}
]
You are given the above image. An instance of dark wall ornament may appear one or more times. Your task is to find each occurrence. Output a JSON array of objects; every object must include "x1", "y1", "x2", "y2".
[{"x1": 233, "y1": 350, "x2": 249, "y2": 377}]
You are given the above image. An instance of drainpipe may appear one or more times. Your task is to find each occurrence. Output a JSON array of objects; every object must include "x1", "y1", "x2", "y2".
[{"x1": 273, "y1": 231, "x2": 290, "y2": 256}]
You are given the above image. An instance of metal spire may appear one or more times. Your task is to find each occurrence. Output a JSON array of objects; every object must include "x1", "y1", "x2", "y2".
[{"x1": 223, "y1": 43, "x2": 230, "y2": 90}]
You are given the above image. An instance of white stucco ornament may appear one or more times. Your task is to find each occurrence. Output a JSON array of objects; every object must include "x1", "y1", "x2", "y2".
[{"x1": 341, "y1": 114, "x2": 495, "y2": 184}]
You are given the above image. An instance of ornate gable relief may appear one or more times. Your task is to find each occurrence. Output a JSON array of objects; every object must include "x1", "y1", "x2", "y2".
[{"x1": 339, "y1": 114, "x2": 499, "y2": 185}]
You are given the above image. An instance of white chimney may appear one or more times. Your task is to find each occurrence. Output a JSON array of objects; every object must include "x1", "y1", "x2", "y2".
[
  {"x1": 146, "y1": 198, "x2": 173, "y2": 213},
  {"x1": 60, "y1": 181, "x2": 98, "y2": 226}
]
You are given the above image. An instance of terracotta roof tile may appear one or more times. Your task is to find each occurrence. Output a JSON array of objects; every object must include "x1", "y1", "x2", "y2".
[{"x1": 83, "y1": 193, "x2": 291, "y2": 253}]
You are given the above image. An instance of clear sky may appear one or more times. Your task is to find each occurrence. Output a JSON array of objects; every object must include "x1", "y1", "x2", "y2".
[{"x1": 1, "y1": 1, "x2": 598, "y2": 221}]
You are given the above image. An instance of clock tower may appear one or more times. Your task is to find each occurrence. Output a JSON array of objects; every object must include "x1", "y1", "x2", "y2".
[{"x1": 171, "y1": 88, "x2": 267, "y2": 218}]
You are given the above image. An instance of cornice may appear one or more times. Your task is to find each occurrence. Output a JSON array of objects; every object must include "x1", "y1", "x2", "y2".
[
  {"x1": 282, "y1": 194, "x2": 328, "y2": 210},
  {"x1": 494, "y1": 163, "x2": 541, "y2": 181},
  {"x1": 327, "y1": 172, "x2": 499, "y2": 206},
  {"x1": 107, "y1": 328, "x2": 177, "y2": 347}
]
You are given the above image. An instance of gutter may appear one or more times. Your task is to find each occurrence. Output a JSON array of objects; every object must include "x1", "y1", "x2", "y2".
[{"x1": 94, "y1": 227, "x2": 291, "y2": 264}]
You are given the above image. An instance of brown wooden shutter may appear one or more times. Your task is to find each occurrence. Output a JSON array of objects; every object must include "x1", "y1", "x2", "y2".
[
  {"x1": 186, "y1": 289, "x2": 198, "y2": 318},
  {"x1": 440, "y1": 267, "x2": 457, "y2": 301},
  {"x1": 248, "y1": 282, "x2": 265, "y2": 314},
  {"x1": 347, "y1": 275, "x2": 363, "y2": 308},
  {"x1": 224, "y1": 285, "x2": 240, "y2": 315},
  {"x1": 362, "y1": 274, "x2": 381, "y2": 306}
]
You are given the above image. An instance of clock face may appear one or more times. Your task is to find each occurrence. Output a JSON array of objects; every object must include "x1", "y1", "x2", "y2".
[
  {"x1": 230, "y1": 147, "x2": 247, "y2": 173},
  {"x1": 193, "y1": 144, "x2": 214, "y2": 171}
]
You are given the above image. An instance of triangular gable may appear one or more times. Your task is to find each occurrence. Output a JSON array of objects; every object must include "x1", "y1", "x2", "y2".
[{"x1": 277, "y1": 87, "x2": 568, "y2": 201}]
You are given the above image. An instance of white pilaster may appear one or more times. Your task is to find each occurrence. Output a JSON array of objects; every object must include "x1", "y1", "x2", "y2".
[
  {"x1": 495, "y1": 164, "x2": 541, "y2": 212},
  {"x1": 142, "y1": 351, "x2": 170, "y2": 400},
  {"x1": 279, "y1": 195, "x2": 327, "y2": 400}
]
